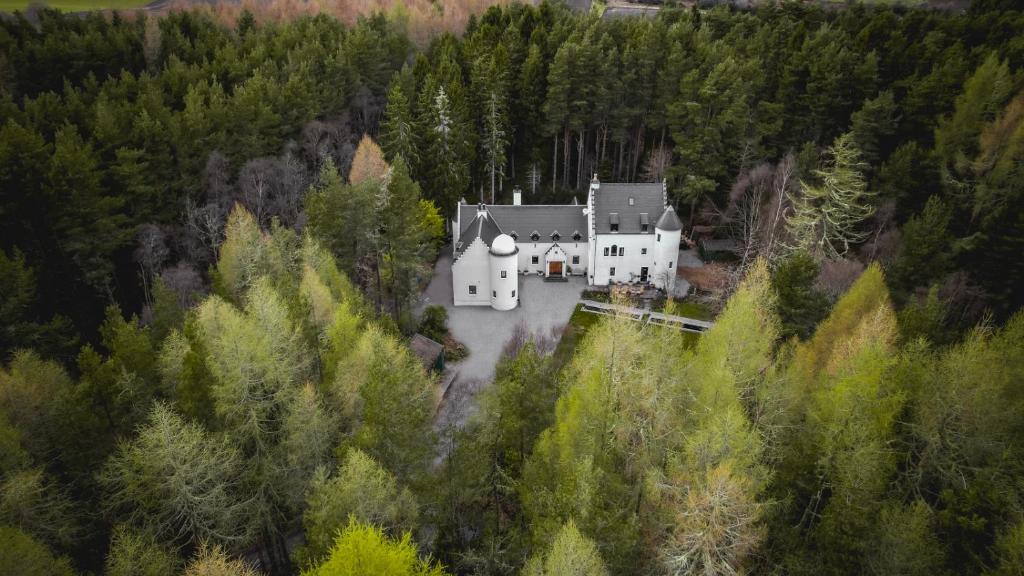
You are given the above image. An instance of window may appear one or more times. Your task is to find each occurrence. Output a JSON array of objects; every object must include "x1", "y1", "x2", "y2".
[
  {"x1": 610, "y1": 267, "x2": 616, "y2": 276},
  {"x1": 552, "y1": 233, "x2": 560, "y2": 241},
  {"x1": 512, "y1": 290, "x2": 516, "y2": 297},
  {"x1": 641, "y1": 224, "x2": 648, "y2": 232},
  {"x1": 628, "y1": 197, "x2": 634, "y2": 206},
  {"x1": 619, "y1": 247, "x2": 625, "y2": 256},
  {"x1": 530, "y1": 232, "x2": 540, "y2": 241},
  {"x1": 469, "y1": 285, "x2": 477, "y2": 295},
  {"x1": 657, "y1": 233, "x2": 661, "y2": 241},
  {"x1": 669, "y1": 261, "x2": 673, "y2": 269},
  {"x1": 603, "y1": 247, "x2": 609, "y2": 256},
  {"x1": 510, "y1": 232, "x2": 518, "y2": 240},
  {"x1": 611, "y1": 245, "x2": 618, "y2": 256},
  {"x1": 493, "y1": 290, "x2": 496, "y2": 297},
  {"x1": 501, "y1": 270, "x2": 507, "y2": 278},
  {"x1": 610, "y1": 223, "x2": 619, "y2": 232},
  {"x1": 572, "y1": 255, "x2": 580, "y2": 265},
  {"x1": 642, "y1": 248, "x2": 647, "y2": 255},
  {"x1": 532, "y1": 255, "x2": 539, "y2": 264},
  {"x1": 572, "y1": 231, "x2": 582, "y2": 241}
]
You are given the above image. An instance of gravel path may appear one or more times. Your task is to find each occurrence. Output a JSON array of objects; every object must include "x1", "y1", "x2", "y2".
[{"x1": 417, "y1": 252, "x2": 585, "y2": 428}]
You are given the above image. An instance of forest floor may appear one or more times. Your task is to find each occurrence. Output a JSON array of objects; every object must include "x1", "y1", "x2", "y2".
[{"x1": 419, "y1": 252, "x2": 586, "y2": 430}]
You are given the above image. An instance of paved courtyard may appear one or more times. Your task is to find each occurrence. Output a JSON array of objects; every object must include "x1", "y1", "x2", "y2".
[{"x1": 417, "y1": 252, "x2": 586, "y2": 427}]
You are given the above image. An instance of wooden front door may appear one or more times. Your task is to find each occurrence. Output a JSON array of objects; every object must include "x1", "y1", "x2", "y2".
[
  {"x1": 640, "y1": 267, "x2": 648, "y2": 282},
  {"x1": 549, "y1": 261, "x2": 563, "y2": 276}
]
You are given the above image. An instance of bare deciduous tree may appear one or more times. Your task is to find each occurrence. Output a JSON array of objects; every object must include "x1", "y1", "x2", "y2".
[
  {"x1": 134, "y1": 224, "x2": 169, "y2": 306},
  {"x1": 641, "y1": 145, "x2": 672, "y2": 183}
]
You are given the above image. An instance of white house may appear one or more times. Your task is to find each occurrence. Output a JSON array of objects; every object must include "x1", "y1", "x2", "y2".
[{"x1": 451, "y1": 178, "x2": 683, "y2": 310}]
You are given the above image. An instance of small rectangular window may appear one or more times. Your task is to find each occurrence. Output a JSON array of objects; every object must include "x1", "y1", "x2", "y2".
[
  {"x1": 531, "y1": 255, "x2": 539, "y2": 264},
  {"x1": 501, "y1": 270, "x2": 507, "y2": 278},
  {"x1": 572, "y1": 256, "x2": 580, "y2": 265},
  {"x1": 512, "y1": 290, "x2": 516, "y2": 297},
  {"x1": 610, "y1": 224, "x2": 619, "y2": 232},
  {"x1": 657, "y1": 233, "x2": 661, "y2": 241},
  {"x1": 603, "y1": 247, "x2": 609, "y2": 256},
  {"x1": 642, "y1": 248, "x2": 647, "y2": 255},
  {"x1": 469, "y1": 285, "x2": 477, "y2": 295},
  {"x1": 641, "y1": 224, "x2": 648, "y2": 232},
  {"x1": 610, "y1": 267, "x2": 616, "y2": 276},
  {"x1": 669, "y1": 261, "x2": 673, "y2": 269},
  {"x1": 493, "y1": 291, "x2": 496, "y2": 297},
  {"x1": 619, "y1": 247, "x2": 624, "y2": 256}
]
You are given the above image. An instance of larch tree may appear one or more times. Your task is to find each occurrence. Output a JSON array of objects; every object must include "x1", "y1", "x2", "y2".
[
  {"x1": 300, "y1": 448, "x2": 418, "y2": 564},
  {"x1": 100, "y1": 403, "x2": 248, "y2": 548},
  {"x1": 523, "y1": 520, "x2": 609, "y2": 576},
  {"x1": 786, "y1": 133, "x2": 875, "y2": 260},
  {"x1": 303, "y1": 519, "x2": 448, "y2": 576}
]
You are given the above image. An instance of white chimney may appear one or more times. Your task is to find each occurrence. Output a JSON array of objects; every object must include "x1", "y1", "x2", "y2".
[{"x1": 513, "y1": 187, "x2": 522, "y2": 206}]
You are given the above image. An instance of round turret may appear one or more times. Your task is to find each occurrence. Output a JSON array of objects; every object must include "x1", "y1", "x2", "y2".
[
  {"x1": 489, "y1": 234, "x2": 519, "y2": 310},
  {"x1": 490, "y1": 233, "x2": 517, "y2": 256},
  {"x1": 653, "y1": 206, "x2": 682, "y2": 291}
]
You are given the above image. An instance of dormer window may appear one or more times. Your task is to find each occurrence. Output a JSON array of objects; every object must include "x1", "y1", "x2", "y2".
[
  {"x1": 629, "y1": 197, "x2": 634, "y2": 206},
  {"x1": 572, "y1": 231, "x2": 582, "y2": 241},
  {"x1": 551, "y1": 231, "x2": 561, "y2": 242},
  {"x1": 530, "y1": 231, "x2": 540, "y2": 241},
  {"x1": 510, "y1": 231, "x2": 518, "y2": 241},
  {"x1": 609, "y1": 213, "x2": 619, "y2": 232},
  {"x1": 640, "y1": 213, "x2": 649, "y2": 233}
]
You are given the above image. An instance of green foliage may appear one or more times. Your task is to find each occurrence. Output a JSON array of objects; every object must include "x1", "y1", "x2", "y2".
[
  {"x1": 418, "y1": 305, "x2": 448, "y2": 343},
  {"x1": 0, "y1": 525, "x2": 75, "y2": 576},
  {"x1": 332, "y1": 325, "x2": 435, "y2": 488},
  {"x1": 100, "y1": 403, "x2": 247, "y2": 548},
  {"x1": 772, "y1": 252, "x2": 829, "y2": 340},
  {"x1": 523, "y1": 520, "x2": 608, "y2": 576},
  {"x1": 303, "y1": 519, "x2": 448, "y2": 576},
  {"x1": 889, "y1": 196, "x2": 953, "y2": 298},
  {"x1": 301, "y1": 448, "x2": 418, "y2": 565},
  {"x1": 0, "y1": 248, "x2": 76, "y2": 362},
  {"x1": 104, "y1": 525, "x2": 181, "y2": 576},
  {"x1": 786, "y1": 133, "x2": 875, "y2": 260}
]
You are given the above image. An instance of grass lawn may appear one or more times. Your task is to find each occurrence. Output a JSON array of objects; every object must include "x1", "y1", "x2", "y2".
[
  {"x1": 673, "y1": 300, "x2": 714, "y2": 321},
  {"x1": 0, "y1": 0, "x2": 150, "y2": 12},
  {"x1": 550, "y1": 304, "x2": 601, "y2": 371}
]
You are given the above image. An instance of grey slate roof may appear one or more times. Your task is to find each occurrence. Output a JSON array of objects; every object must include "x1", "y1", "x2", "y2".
[
  {"x1": 458, "y1": 204, "x2": 589, "y2": 244},
  {"x1": 656, "y1": 206, "x2": 683, "y2": 231},
  {"x1": 456, "y1": 212, "x2": 503, "y2": 257},
  {"x1": 410, "y1": 334, "x2": 443, "y2": 371},
  {"x1": 593, "y1": 183, "x2": 666, "y2": 234}
]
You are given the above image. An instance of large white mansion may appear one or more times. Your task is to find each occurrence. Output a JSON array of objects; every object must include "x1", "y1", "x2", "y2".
[{"x1": 451, "y1": 178, "x2": 683, "y2": 310}]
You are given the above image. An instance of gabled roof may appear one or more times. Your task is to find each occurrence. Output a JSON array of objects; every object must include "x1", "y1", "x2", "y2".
[
  {"x1": 593, "y1": 183, "x2": 666, "y2": 234},
  {"x1": 456, "y1": 211, "x2": 503, "y2": 257},
  {"x1": 458, "y1": 204, "x2": 589, "y2": 243}
]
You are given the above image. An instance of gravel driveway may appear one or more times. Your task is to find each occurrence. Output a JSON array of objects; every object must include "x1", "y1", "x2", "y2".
[{"x1": 417, "y1": 252, "x2": 585, "y2": 427}]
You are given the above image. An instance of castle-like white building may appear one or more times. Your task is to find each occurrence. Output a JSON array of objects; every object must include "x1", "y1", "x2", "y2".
[{"x1": 451, "y1": 178, "x2": 683, "y2": 310}]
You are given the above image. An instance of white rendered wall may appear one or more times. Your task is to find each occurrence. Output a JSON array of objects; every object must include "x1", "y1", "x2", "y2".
[
  {"x1": 590, "y1": 234, "x2": 657, "y2": 285},
  {"x1": 652, "y1": 228, "x2": 682, "y2": 290},
  {"x1": 515, "y1": 241, "x2": 589, "y2": 276},
  {"x1": 452, "y1": 239, "x2": 492, "y2": 306},
  {"x1": 489, "y1": 251, "x2": 519, "y2": 310}
]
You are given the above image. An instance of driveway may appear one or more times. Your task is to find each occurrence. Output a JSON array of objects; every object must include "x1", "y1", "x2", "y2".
[{"x1": 417, "y1": 252, "x2": 585, "y2": 428}]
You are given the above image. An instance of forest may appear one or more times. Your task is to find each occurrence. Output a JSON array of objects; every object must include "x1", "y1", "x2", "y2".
[{"x1": 0, "y1": 0, "x2": 1022, "y2": 574}]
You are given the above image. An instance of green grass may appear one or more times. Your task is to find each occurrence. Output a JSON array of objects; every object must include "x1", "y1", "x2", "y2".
[
  {"x1": 673, "y1": 301, "x2": 713, "y2": 321},
  {"x1": 550, "y1": 304, "x2": 601, "y2": 371},
  {"x1": 0, "y1": 0, "x2": 149, "y2": 12}
]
